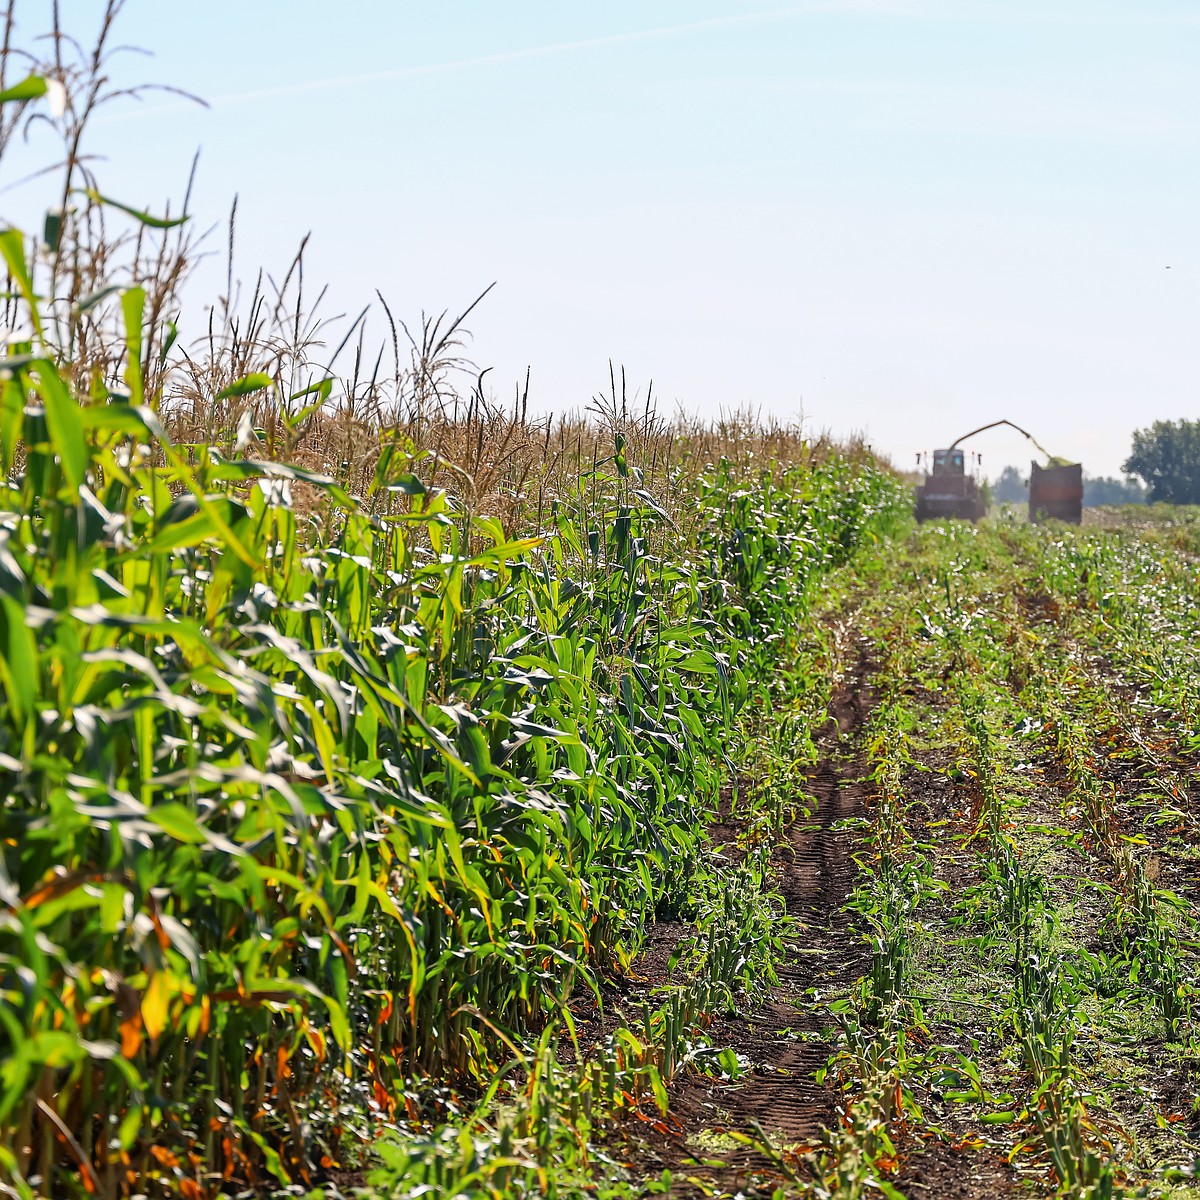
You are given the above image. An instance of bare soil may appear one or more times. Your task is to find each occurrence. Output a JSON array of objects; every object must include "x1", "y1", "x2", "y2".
[{"x1": 602, "y1": 664, "x2": 876, "y2": 1196}]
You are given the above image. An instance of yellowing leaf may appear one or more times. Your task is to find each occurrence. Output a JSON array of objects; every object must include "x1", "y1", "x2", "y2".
[{"x1": 141, "y1": 970, "x2": 170, "y2": 1041}]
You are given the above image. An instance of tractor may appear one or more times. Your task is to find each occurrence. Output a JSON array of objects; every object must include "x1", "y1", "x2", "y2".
[{"x1": 915, "y1": 420, "x2": 1082, "y2": 524}]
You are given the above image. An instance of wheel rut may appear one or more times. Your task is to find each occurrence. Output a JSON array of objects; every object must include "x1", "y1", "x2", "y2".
[{"x1": 613, "y1": 654, "x2": 877, "y2": 1195}]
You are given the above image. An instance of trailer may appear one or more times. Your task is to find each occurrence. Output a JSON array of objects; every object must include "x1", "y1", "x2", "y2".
[
  {"x1": 915, "y1": 420, "x2": 1082, "y2": 525},
  {"x1": 1029, "y1": 461, "x2": 1083, "y2": 524}
]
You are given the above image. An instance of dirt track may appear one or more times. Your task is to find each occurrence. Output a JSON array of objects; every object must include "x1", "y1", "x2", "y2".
[
  {"x1": 612, "y1": 652, "x2": 1029, "y2": 1198},
  {"x1": 607, "y1": 657, "x2": 877, "y2": 1195}
]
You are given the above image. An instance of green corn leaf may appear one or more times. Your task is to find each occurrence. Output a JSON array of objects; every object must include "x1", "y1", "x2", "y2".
[
  {"x1": 0, "y1": 75, "x2": 47, "y2": 103},
  {"x1": 0, "y1": 229, "x2": 42, "y2": 338},
  {"x1": 289, "y1": 377, "x2": 333, "y2": 404},
  {"x1": 78, "y1": 401, "x2": 161, "y2": 438},
  {"x1": 42, "y1": 210, "x2": 62, "y2": 252},
  {"x1": 143, "y1": 498, "x2": 249, "y2": 555},
  {"x1": 73, "y1": 285, "x2": 122, "y2": 315},
  {"x1": 647, "y1": 1066, "x2": 668, "y2": 1113},
  {"x1": 117, "y1": 1106, "x2": 142, "y2": 1152},
  {"x1": 32, "y1": 361, "x2": 87, "y2": 492},
  {"x1": 216, "y1": 373, "x2": 273, "y2": 400},
  {"x1": 384, "y1": 473, "x2": 426, "y2": 495},
  {"x1": 158, "y1": 317, "x2": 178, "y2": 367},
  {"x1": 0, "y1": 376, "x2": 22, "y2": 474},
  {"x1": 146, "y1": 802, "x2": 207, "y2": 844},
  {"x1": 76, "y1": 188, "x2": 189, "y2": 228},
  {"x1": 0, "y1": 592, "x2": 37, "y2": 726},
  {"x1": 121, "y1": 287, "x2": 145, "y2": 407}
]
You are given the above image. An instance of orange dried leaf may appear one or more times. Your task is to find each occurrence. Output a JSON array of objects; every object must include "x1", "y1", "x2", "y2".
[{"x1": 120, "y1": 1013, "x2": 143, "y2": 1058}]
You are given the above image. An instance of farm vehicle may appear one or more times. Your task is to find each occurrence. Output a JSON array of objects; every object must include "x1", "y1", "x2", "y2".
[{"x1": 915, "y1": 420, "x2": 1082, "y2": 524}]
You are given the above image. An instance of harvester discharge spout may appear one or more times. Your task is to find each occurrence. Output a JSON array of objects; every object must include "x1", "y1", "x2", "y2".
[{"x1": 914, "y1": 419, "x2": 1082, "y2": 525}]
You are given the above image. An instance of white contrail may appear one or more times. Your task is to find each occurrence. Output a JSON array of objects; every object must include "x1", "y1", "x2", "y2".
[{"x1": 100, "y1": 2, "x2": 900, "y2": 121}]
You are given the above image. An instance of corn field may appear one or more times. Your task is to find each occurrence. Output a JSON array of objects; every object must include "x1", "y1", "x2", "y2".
[
  {"x1": 0, "y1": 220, "x2": 908, "y2": 1195},
  {"x1": 3, "y1": 6, "x2": 1200, "y2": 1199}
]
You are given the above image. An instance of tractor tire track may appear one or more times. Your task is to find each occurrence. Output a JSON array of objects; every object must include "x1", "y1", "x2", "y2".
[{"x1": 613, "y1": 648, "x2": 877, "y2": 1195}]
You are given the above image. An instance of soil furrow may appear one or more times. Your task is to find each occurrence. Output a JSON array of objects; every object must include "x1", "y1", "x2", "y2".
[{"x1": 611, "y1": 657, "x2": 877, "y2": 1195}]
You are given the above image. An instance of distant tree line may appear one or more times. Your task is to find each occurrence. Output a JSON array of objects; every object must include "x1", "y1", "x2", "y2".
[
  {"x1": 1084, "y1": 474, "x2": 1149, "y2": 506},
  {"x1": 989, "y1": 465, "x2": 1147, "y2": 508},
  {"x1": 1122, "y1": 419, "x2": 1200, "y2": 505},
  {"x1": 990, "y1": 467, "x2": 1027, "y2": 504}
]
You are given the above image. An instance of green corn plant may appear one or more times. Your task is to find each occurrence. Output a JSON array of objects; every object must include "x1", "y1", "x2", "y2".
[
  {"x1": 0, "y1": 245, "x2": 908, "y2": 1193},
  {"x1": 0, "y1": 19, "x2": 917, "y2": 1184}
]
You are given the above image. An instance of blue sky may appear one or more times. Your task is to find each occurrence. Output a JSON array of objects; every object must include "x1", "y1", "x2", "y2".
[{"x1": 8, "y1": 1, "x2": 1200, "y2": 474}]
